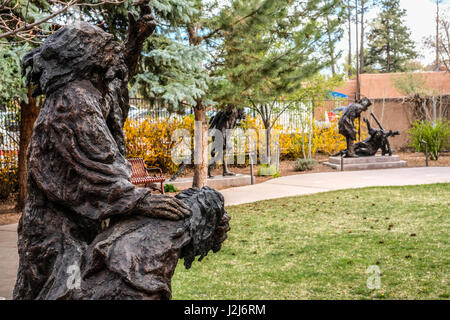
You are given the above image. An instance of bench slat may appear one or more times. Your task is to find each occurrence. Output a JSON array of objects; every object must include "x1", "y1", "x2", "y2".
[{"x1": 128, "y1": 158, "x2": 165, "y2": 194}]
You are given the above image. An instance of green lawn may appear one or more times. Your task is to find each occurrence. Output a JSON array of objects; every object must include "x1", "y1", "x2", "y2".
[{"x1": 172, "y1": 184, "x2": 450, "y2": 300}]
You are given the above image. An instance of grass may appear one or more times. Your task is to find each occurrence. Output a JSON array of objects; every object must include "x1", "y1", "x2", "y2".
[{"x1": 172, "y1": 183, "x2": 450, "y2": 300}]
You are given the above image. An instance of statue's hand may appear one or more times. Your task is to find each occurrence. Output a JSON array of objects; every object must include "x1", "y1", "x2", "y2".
[{"x1": 140, "y1": 194, "x2": 191, "y2": 221}]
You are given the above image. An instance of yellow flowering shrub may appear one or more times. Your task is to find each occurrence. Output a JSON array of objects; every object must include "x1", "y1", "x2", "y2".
[
  {"x1": 0, "y1": 155, "x2": 18, "y2": 200},
  {"x1": 313, "y1": 119, "x2": 367, "y2": 155},
  {"x1": 311, "y1": 121, "x2": 345, "y2": 155},
  {"x1": 124, "y1": 116, "x2": 194, "y2": 174}
]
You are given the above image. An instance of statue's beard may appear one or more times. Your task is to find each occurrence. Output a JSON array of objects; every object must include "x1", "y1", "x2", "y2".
[{"x1": 105, "y1": 77, "x2": 130, "y2": 156}]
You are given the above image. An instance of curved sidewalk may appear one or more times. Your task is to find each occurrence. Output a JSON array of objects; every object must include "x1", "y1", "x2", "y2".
[
  {"x1": 221, "y1": 167, "x2": 450, "y2": 206},
  {"x1": 0, "y1": 167, "x2": 449, "y2": 299}
]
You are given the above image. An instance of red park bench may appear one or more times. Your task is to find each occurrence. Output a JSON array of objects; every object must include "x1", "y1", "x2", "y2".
[{"x1": 128, "y1": 158, "x2": 165, "y2": 194}]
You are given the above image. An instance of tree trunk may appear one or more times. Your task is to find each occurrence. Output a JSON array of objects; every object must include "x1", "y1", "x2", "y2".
[
  {"x1": 265, "y1": 124, "x2": 271, "y2": 165},
  {"x1": 16, "y1": 88, "x2": 40, "y2": 211},
  {"x1": 436, "y1": 0, "x2": 440, "y2": 69},
  {"x1": 326, "y1": 16, "x2": 336, "y2": 76},
  {"x1": 347, "y1": 0, "x2": 352, "y2": 77},
  {"x1": 187, "y1": 24, "x2": 209, "y2": 188},
  {"x1": 387, "y1": 43, "x2": 391, "y2": 72},
  {"x1": 360, "y1": 0, "x2": 365, "y2": 73},
  {"x1": 308, "y1": 103, "x2": 314, "y2": 159},
  {"x1": 355, "y1": 0, "x2": 360, "y2": 99},
  {"x1": 192, "y1": 104, "x2": 208, "y2": 188},
  {"x1": 124, "y1": 5, "x2": 156, "y2": 78}
]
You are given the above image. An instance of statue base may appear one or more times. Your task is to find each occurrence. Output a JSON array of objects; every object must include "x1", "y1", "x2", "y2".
[{"x1": 324, "y1": 155, "x2": 407, "y2": 171}]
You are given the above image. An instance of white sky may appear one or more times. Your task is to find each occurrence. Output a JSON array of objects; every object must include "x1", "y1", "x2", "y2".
[{"x1": 337, "y1": 0, "x2": 450, "y2": 69}]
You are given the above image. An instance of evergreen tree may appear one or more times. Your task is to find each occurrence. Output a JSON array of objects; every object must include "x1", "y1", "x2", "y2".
[{"x1": 365, "y1": 0, "x2": 417, "y2": 73}]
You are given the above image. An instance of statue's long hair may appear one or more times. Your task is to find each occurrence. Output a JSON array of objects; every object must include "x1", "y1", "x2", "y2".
[
  {"x1": 21, "y1": 22, "x2": 130, "y2": 155},
  {"x1": 176, "y1": 187, "x2": 230, "y2": 269}
]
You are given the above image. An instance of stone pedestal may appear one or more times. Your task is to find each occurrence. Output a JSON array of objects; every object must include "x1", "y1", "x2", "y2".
[{"x1": 324, "y1": 155, "x2": 407, "y2": 171}]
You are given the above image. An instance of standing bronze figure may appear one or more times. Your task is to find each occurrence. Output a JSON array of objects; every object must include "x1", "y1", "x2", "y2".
[
  {"x1": 337, "y1": 97, "x2": 372, "y2": 157},
  {"x1": 169, "y1": 107, "x2": 245, "y2": 181},
  {"x1": 207, "y1": 108, "x2": 246, "y2": 178}
]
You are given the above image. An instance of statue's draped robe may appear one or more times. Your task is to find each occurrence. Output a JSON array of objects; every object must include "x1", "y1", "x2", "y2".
[{"x1": 13, "y1": 80, "x2": 153, "y2": 299}]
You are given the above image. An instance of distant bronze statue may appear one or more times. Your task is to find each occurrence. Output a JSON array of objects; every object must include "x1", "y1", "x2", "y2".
[
  {"x1": 337, "y1": 97, "x2": 372, "y2": 157},
  {"x1": 208, "y1": 108, "x2": 246, "y2": 178},
  {"x1": 169, "y1": 107, "x2": 245, "y2": 181},
  {"x1": 14, "y1": 22, "x2": 229, "y2": 300}
]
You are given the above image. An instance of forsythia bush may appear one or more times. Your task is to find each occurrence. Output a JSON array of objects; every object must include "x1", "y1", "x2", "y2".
[
  {"x1": 243, "y1": 116, "x2": 366, "y2": 159},
  {"x1": 312, "y1": 120, "x2": 366, "y2": 156},
  {"x1": 124, "y1": 116, "x2": 194, "y2": 174},
  {"x1": 312, "y1": 121, "x2": 345, "y2": 156},
  {"x1": 0, "y1": 156, "x2": 18, "y2": 200}
]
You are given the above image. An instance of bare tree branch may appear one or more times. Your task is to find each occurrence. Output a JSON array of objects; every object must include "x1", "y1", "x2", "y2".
[{"x1": 0, "y1": 0, "x2": 128, "y2": 40}]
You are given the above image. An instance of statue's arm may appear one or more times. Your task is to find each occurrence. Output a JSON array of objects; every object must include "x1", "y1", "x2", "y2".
[
  {"x1": 134, "y1": 193, "x2": 191, "y2": 221},
  {"x1": 30, "y1": 87, "x2": 190, "y2": 221}
]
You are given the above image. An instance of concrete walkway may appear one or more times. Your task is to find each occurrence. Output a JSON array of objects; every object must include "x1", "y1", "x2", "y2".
[
  {"x1": 222, "y1": 167, "x2": 450, "y2": 206},
  {"x1": 0, "y1": 166, "x2": 449, "y2": 299},
  {"x1": 0, "y1": 223, "x2": 18, "y2": 300}
]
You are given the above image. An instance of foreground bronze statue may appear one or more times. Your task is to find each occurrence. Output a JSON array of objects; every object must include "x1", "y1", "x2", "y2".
[{"x1": 13, "y1": 22, "x2": 229, "y2": 300}]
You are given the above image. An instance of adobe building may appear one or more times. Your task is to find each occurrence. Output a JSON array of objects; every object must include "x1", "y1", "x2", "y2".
[{"x1": 318, "y1": 72, "x2": 450, "y2": 151}]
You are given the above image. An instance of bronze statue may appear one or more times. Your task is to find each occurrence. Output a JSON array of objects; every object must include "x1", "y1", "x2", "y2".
[
  {"x1": 335, "y1": 111, "x2": 400, "y2": 157},
  {"x1": 14, "y1": 22, "x2": 229, "y2": 300},
  {"x1": 169, "y1": 107, "x2": 245, "y2": 181},
  {"x1": 337, "y1": 97, "x2": 372, "y2": 157},
  {"x1": 208, "y1": 108, "x2": 246, "y2": 178}
]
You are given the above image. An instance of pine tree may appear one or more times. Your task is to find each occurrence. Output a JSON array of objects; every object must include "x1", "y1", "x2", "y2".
[
  {"x1": 365, "y1": 0, "x2": 417, "y2": 73},
  {"x1": 325, "y1": 0, "x2": 346, "y2": 76},
  {"x1": 131, "y1": 0, "x2": 292, "y2": 187},
  {"x1": 212, "y1": 0, "x2": 343, "y2": 163},
  {"x1": 359, "y1": 0, "x2": 382, "y2": 74}
]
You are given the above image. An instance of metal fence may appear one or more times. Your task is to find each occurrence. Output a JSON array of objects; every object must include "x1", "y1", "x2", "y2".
[
  {"x1": 128, "y1": 98, "x2": 351, "y2": 133},
  {"x1": 0, "y1": 97, "x2": 349, "y2": 169},
  {"x1": 0, "y1": 104, "x2": 20, "y2": 169}
]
